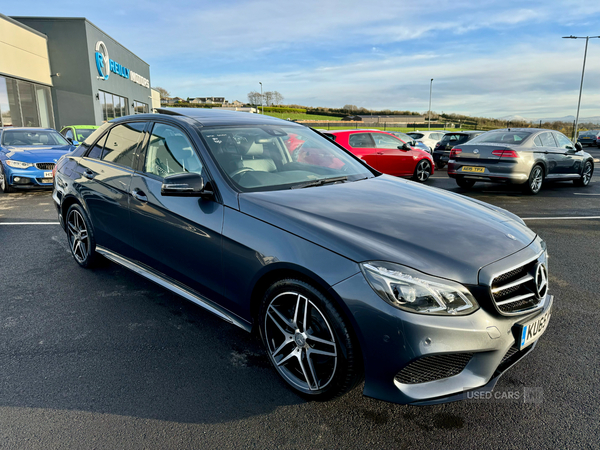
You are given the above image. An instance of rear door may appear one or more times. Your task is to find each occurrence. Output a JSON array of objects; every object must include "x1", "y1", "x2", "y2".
[
  {"x1": 76, "y1": 122, "x2": 145, "y2": 256},
  {"x1": 129, "y1": 121, "x2": 226, "y2": 305},
  {"x1": 362, "y1": 132, "x2": 414, "y2": 176}
]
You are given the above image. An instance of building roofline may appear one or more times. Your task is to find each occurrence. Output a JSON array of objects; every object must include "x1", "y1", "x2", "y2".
[
  {"x1": 0, "y1": 13, "x2": 48, "y2": 39},
  {"x1": 10, "y1": 16, "x2": 150, "y2": 66}
]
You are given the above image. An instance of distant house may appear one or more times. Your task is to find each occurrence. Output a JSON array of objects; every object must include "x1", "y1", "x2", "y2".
[
  {"x1": 189, "y1": 97, "x2": 225, "y2": 104},
  {"x1": 161, "y1": 97, "x2": 185, "y2": 105},
  {"x1": 223, "y1": 100, "x2": 244, "y2": 107}
]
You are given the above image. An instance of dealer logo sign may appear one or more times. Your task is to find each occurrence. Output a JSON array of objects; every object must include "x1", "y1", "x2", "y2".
[
  {"x1": 535, "y1": 263, "x2": 548, "y2": 298},
  {"x1": 95, "y1": 41, "x2": 110, "y2": 80}
]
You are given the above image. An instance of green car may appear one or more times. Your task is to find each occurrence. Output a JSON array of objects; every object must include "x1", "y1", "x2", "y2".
[{"x1": 59, "y1": 125, "x2": 99, "y2": 145}]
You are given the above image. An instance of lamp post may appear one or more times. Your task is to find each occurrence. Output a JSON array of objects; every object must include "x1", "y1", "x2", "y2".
[
  {"x1": 428, "y1": 78, "x2": 433, "y2": 130},
  {"x1": 562, "y1": 35, "x2": 600, "y2": 141},
  {"x1": 259, "y1": 82, "x2": 263, "y2": 114}
]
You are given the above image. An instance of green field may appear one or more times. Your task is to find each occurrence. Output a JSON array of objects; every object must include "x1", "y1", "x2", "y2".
[{"x1": 263, "y1": 112, "x2": 343, "y2": 121}]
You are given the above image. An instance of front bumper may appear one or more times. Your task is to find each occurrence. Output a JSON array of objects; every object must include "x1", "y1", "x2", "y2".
[
  {"x1": 331, "y1": 246, "x2": 552, "y2": 405},
  {"x1": 4, "y1": 165, "x2": 54, "y2": 189}
]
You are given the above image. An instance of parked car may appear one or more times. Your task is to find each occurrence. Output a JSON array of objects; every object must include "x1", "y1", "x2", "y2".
[
  {"x1": 60, "y1": 125, "x2": 99, "y2": 145},
  {"x1": 406, "y1": 130, "x2": 447, "y2": 152},
  {"x1": 327, "y1": 129, "x2": 434, "y2": 182},
  {"x1": 447, "y1": 128, "x2": 594, "y2": 194},
  {"x1": 433, "y1": 131, "x2": 485, "y2": 169},
  {"x1": 388, "y1": 131, "x2": 432, "y2": 153},
  {"x1": 54, "y1": 109, "x2": 553, "y2": 405},
  {"x1": 577, "y1": 130, "x2": 600, "y2": 147},
  {"x1": 0, "y1": 127, "x2": 75, "y2": 193}
]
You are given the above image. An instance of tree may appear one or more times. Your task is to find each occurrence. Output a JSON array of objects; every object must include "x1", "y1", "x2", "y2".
[
  {"x1": 343, "y1": 104, "x2": 358, "y2": 112},
  {"x1": 154, "y1": 86, "x2": 170, "y2": 100},
  {"x1": 272, "y1": 91, "x2": 284, "y2": 106},
  {"x1": 263, "y1": 91, "x2": 274, "y2": 106},
  {"x1": 247, "y1": 90, "x2": 263, "y2": 106}
]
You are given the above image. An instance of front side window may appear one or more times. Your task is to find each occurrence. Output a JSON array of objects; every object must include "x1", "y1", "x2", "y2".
[
  {"x1": 554, "y1": 132, "x2": 574, "y2": 149},
  {"x1": 144, "y1": 123, "x2": 203, "y2": 178},
  {"x1": 1, "y1": 129, "x2": 69, "y2": 146},
  {"x1": 100, "y1": 122, "x2": 145, "y2": 169},
  {"x1": 348, "y1": 133, "x2": 375, "y2": 148},
  {"x1": 373, "y1": 133, "x2": 404, "y2": 148},
  {"x1": 199, "y1": 125, "x2": 373, "y2": 192}
]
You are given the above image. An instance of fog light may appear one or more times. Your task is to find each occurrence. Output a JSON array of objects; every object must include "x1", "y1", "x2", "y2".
[
  {"x1": 14, "y1": 177, "x2": 21, "y2": 182},
  {"x1": 13, "y1": 177, "x2": 31, "y2": 184}
]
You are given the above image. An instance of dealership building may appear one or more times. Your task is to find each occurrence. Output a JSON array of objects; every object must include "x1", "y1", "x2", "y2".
[{"x1": 0, "y1": 14, "x2": 160, "y2": 130}]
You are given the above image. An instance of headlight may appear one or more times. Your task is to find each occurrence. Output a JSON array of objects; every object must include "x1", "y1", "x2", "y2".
[
  {"x1": 361, "y1": 262, "x2": 478, "y2": 315},
  {"x1": 6, "y1": 160, "x2": 33, "y2": 169}
]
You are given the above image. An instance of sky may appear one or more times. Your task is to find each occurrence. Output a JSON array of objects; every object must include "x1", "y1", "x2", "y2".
[{"x1": 5, "y1": 0, "x2": 600, "y2": 119}]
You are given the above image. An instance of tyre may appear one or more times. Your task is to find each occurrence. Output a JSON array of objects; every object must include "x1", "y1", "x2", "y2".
[
  {"x1": 574, "y1": 161, "x2": 593, "y2": 187},
  {"x1": 435, "y1": 161, "x2": 445, "y2": 170},
  {"x1": 456, "y1": 177, "x2": 476, "y2": 189},
  {"x1": 65, "y1": 203, "x2": 99, "y2": 268},
  {"x1": 412, "y1": 159, "x2": 432, "y2": 182},
  {"x1": 0, "y1": 164, "x2": 15, "y2": 193},
  {"x1": 259, "y1": 279, "x2": 362, "y2": 401},
  {"x1": 522, "y1": 164, "x2": 544, "y2": 195}
]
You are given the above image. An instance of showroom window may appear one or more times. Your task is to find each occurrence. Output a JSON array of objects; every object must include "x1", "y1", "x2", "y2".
[
  {"x1": 134, "y1": 101, "x2": 149, "y2": 114},
  {"x1": 99, "y1": 91, "x2": 128, "y2": 122},
  {"x1": 0, "y1": 76, "x2": 54, "y2": 128}
]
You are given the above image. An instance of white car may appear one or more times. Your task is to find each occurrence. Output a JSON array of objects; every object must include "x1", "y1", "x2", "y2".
[{"x1": 406, "y1": 130, "x2": 447, "y2": 152}]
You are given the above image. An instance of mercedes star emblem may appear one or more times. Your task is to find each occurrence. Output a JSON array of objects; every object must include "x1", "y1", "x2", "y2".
[{"x1": 535, "y1": 264, "x2": 548, "y2": 298}]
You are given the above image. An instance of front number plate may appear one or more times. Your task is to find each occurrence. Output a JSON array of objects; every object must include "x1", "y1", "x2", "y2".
[
  {"x1": 461, "y1": 166, "x2": 485, "y2": 173},
  {"x1": 44, "y1": 171, "x2": 53, "y2": 178},
  {"x1": 517, "y1": 304, "x2": 552, "y2": 350}
]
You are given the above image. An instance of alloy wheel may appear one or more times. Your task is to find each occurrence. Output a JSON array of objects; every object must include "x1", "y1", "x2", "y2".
[
  {"x1": 530, "y1": 166, "x2": 543, "y2": 193},
  {"x1": 67, "y1": 209, "x2": 89, "y2": 263},
  {"x1": 415, "y1": 160, "x2": 431, "y2": 182},
  {"x1": 582, "y1": 163, "x2": 593, "y2": 185},
  {"x1": 264, "y1": 291, "x2": 338, "y2": 392}
]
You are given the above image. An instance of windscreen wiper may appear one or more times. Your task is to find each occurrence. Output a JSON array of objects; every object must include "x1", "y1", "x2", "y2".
[{"x1": 291, "y1": 176, "x2": 348, "y2": 189}]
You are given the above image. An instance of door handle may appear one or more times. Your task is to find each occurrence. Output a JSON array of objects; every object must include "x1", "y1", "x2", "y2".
[
  {"x1": 131, "y1": 188, "x2": 148, "y2": 202},
  {"x1": 82, "y1": 169, "x2": 95, "y2": 180},
  {"x1": 376, "y1": 152, "x2": 384, "y2": 155}
]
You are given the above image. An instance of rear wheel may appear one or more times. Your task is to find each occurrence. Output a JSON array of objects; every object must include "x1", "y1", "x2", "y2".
[
  {"x1": 0, "y1": 165, "x2": 15, "y2": 193},
  {"x1": 574, "y1": 161, "x2": 593, "y2": 187},
  {"x1": 259, "y1": 279, "x2": 362, "y2": 401},
  {"x1": 456, "y1": 177, "x2": 476, "y2": 189},
  {"x1": 65, "y1": 204, "x2": 99, "y2": 268},
  {"x1": 523, "y1": 164, "x2": 544, "y2": 195},
  {"x1": 413, "y1": 159, "x2": 432, "y2": 182}
]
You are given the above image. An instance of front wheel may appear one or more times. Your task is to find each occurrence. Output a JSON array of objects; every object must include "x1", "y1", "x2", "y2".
[
  {"x1": 259, "y1": 279, "x2": 362, "y2": 401},
  {"x1": 65, "y1": 203, "x2": 99, "y2": 268},
  {"x1": 523, "y1": 164, "x2": 544, "y2": 195},
  {"x1": 574, "y1": 161, "x2": 593, "y2": 187},
  {"x1": 412, "y1": 159, "x2": 432, "y2": 182},
  {"x1": 456, "y1": 177, "x2": 476, "y2": 189},
  {"x1": 0, "y1": 165, "x2": 15, "y2": 193}
]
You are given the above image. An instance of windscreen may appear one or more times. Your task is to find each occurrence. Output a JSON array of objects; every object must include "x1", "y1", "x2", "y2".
[
  {"x1": 440, "y1": 133, "x2": 470, "y2": 145},
  {"x1": 470, "y1": 130, "x2": 532, "y2": 145},
  {"x1": 199, "y1": 125, "x2": 374, "y2": 192},
  {"x1": 1, "y1": 130, "x2": 70, "y2": 146},
  {"x1": 407, "y1": 133, "x2": 424, "y2": 139}
]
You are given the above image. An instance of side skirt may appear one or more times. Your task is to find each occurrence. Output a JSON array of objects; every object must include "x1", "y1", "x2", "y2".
[{"x1": 95, "y1": 245, "x2": 252, "y2": 332}]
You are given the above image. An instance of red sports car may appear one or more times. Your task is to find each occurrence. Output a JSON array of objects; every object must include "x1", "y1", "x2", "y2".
[{"x1": 326, "y1": 130, "x2": 434, "y2": 182}]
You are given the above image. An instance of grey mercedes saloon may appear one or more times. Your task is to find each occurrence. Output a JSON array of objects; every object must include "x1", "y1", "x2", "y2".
[{"x1": 53, "y1": 109, "x2": 553, "y2": 405}]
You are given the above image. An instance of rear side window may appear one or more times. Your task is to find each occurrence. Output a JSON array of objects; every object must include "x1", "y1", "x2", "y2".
[
  {"x1": 349, "y1": 133, "x2": 375, "y2": 148},
  {"x1": 81, "y1": 123, "x2": 111, "y2": 157},
  {"x1": 100, "y1": 122, "x2": 146, "y2": 169},
  {"x1": 87, "y1": 134, "x2": 107, "y2": 159}
]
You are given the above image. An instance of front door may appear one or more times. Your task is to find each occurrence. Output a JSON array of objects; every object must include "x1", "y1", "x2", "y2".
[
  {"x1": 129, "y1": 122, "x2": 225, "y2": 305},
  {"x1": 553, "y1": 132, "x2": 583, "y2": 175}
]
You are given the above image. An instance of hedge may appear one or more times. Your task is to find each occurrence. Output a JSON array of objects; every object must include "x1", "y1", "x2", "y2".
[{"x1": 259, "y1": 107, "x2": 306, "y2": 113}]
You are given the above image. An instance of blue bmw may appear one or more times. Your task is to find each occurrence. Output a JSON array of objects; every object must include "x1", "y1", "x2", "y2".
[{"x1": 0, "y1": 127, "x2": 76, "y2": 193}]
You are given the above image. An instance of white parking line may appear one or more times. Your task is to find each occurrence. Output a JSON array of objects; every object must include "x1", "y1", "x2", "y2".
[
  {"x1": 522, "y1": 216, "x2": 600, "y2": 220},
  {"x1": 573, "y1": 193, "x2": 600, "y2": 196},
  {"x1": 0, "y1": 222, "x2": 60, "y2": 225}
]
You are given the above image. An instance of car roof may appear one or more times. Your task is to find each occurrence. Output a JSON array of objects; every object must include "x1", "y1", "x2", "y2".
[
  {"x1": 152, "y1": 108, "x2": 304, "y2": 128},
  {"x1": 0, "y1": 127, "x2": 55, "y2": 131},
  {"x1": 66, "y1": 125, "x2": 99, "y2": 129},
  {"x1": 328, "y1": 129, "x2": 394, "y2": 134}
]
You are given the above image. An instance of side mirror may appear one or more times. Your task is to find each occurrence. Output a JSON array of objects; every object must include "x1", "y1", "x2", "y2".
[
  {"x1": 574, "y1": 142, "x2": 583, "y2": 151},
  {"x1": 161, "y1": 172, "x2": 213, "y2": 198},
  {"x1": 66, "y1": 137, "x2": 74, "y2": 144},
  {"x1": 398, "y1": 143, "x2": 412, "y2": 151}
]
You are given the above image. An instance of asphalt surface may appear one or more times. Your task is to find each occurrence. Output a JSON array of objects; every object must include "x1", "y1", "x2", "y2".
[{"x1": 1, "y1": 148, "x2": 599, "y2": 449}]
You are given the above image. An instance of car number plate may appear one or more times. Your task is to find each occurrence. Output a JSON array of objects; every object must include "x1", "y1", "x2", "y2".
[
  {"x1": 516, "y1": 303, "x2": 552, "y2": 350},
  {"x1": 462, "y1": 166, "x2": 485, "y2": 173},
  {"x1": 44, "y1": 171, "x2": 53, "y2": 178}
]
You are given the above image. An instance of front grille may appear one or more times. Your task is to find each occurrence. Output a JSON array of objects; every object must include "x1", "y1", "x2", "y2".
[
  {"x1": 35, "y1": 163, "x2": 56, "y2": 170},
  {"x1": 395, "y1": 353, "x2": 473, "y2": 384},
  {"x1": 491, "y1": 259, "x2": 541, "y2": 314}
]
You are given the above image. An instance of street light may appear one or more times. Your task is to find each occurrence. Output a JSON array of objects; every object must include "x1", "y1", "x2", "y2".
[
  {"x1": 428, "y1": 78, "x2": 433, "y2": 130},
  {"x1": 562, "y1": 35, "x2": 600, "y2": 141},
  {"x1": 259, "y1": 81, "x2": 263, "y2": 114}
]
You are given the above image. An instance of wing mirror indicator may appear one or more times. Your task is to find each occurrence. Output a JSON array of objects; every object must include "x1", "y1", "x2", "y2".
[{"x1": 161, "y1": 173, "x2": 214, "y2": 198}]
